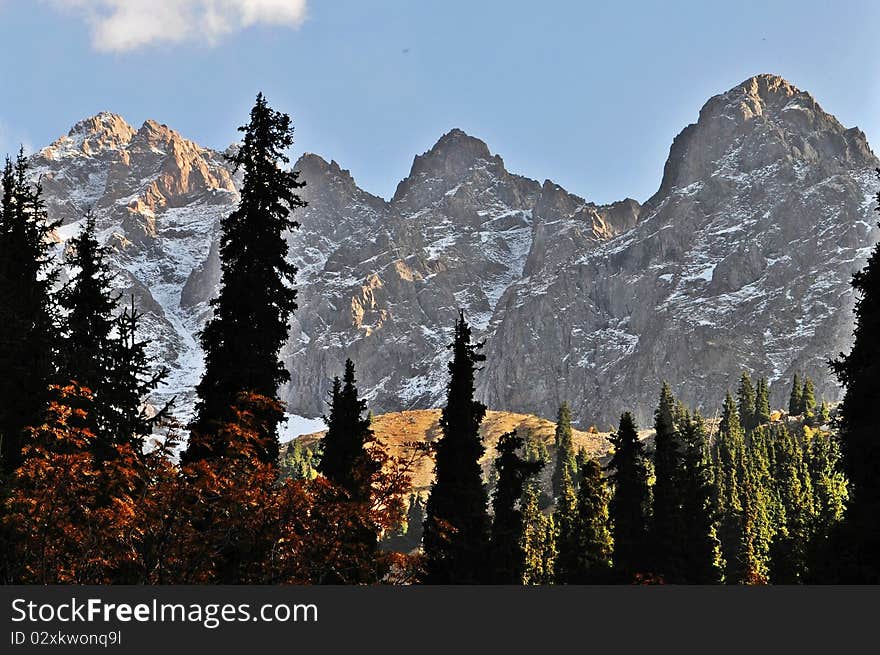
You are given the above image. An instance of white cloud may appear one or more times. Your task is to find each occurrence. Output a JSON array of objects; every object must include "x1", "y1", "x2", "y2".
[{"x1": 50, "y1": 0, "x2": 308, "y2": 52}]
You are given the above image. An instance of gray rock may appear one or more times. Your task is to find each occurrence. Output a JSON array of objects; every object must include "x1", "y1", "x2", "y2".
[{"x1": 27, "y1": 74, "x2": 879, "y2": 430}]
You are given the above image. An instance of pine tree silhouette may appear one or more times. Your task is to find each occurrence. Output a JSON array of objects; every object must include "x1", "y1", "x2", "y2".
[
  {"x1": 319, "y1": 359, "x2": 378, "y2": 501},
  {"x1": 606, "y1": 411, "x2": 650, "y2": 582},
  {"x1": 186, "y1": 93, "x2": 305, "y2": 465},
  {"x1": 488, "y1": 431, "x2": 542, "y2": 583},
  {"x1": 0, "y1": 151, "x2": 59, "y2": 473},
  {"x1": 829, "y1": 168, "x2": 880, "y2": 582},
  {"x1": 556, "y1": 460, "x2": 613, "y2": 584},
  {"x1": 422, "y1": 311, "x2": 489, "y2": 584},
  {"x1": 679, "y1": 411, "x2": 721, "y2": 583},
  {"x1": 650, "y1": 382, "x2": 685, "y2": 582}
]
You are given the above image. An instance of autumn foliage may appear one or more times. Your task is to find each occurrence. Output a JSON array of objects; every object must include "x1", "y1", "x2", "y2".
[{"x1": 0, "y1": 387, "x2": 412, "y2": 585}]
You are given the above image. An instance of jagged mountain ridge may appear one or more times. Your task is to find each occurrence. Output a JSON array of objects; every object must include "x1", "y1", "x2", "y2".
[{"x1": 27, "y1": 74, "x2": 878, "y2": 428}]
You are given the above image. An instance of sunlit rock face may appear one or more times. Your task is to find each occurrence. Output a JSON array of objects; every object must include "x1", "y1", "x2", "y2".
[{"x1": 31, "y1": 74, "x2": 878, "y2": 427}]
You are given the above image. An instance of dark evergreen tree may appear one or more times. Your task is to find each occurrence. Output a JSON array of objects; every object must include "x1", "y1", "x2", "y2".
[
  {"x1": 0, "y1": 152, "x2": 59, "y2": 474},
  {"x1": 679, "y1": 411, "x2": 721, "y2": 583},
  {"x1": 551, "y1": 401, "x2": 577, "y2": 499},
  {"x1": 714, "y1": 392, "x2": 746, "y2": 583},
  {"x1": 102, "y1": 299, "x2": 170, "y2": 450},
  {"x1": 552, "y1": 467, "x2": 579, "y2": 582},
  {"x1": 186, "y1": 93, "x2": 305, "y2": 465},
  {"x1": 488, "y1": 431, "x2": 542, "y2": 584},
  {"x1": 422, "y1": 312, "x2": 490, "y2": 584},
  {"x1": 57, "y1": 212, "x2": 116, "y2": 395},
  {"x1": 754, "y1": 377, "x2": 771, "y2": 426},
  {"x1": 788, "y1": 373, "x2": 803, "y2": 415},
  {"x1": 556, "y1": 460, "x2": 613, "y2": 584},
  {"x1": 737, "y1": 372, "x2": 757, "y2": 433},
  {"x1": 319, "y1": 359, "x2": 377, "y2": 501},
  {"x1": 650, "y1": 382, "x2": 684, "y2": 581},
  {"x1": 57, "y1": 217, "x2": 168, "y2": 456},
  {"x1": 829, "y1": 170, "x2": 880, "y2": 582},
  {"x1": 606, "y1": 411, "x2": 650, "y2": 581}
]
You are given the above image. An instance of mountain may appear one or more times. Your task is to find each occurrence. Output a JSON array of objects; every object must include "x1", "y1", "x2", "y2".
[{"x1": 27, "y1": 74, "x2": 878, "y2": 429}]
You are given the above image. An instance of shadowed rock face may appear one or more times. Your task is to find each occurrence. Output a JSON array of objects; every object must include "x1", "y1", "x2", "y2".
[{"x1": 30, "y1": 74, "x2": 879, "y2": 428}]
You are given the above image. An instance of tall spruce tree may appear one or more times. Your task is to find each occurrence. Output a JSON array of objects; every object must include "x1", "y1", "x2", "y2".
[
  {"x1": 521, "y1": 434, "x2": 555, "y2": 584},
  {"x1": 714, "y1": 392, "x2": 746, "y2": 583},
  {"x1": 488, "y1": 431, "x2": 542, "y2": 583},
  {"x1": 422, "y1": 312, "x2": 490, "y2": 584},
  {"x1": 679, "y1": 411, "x2": 721, "y2": 583},
  {"x1": 754, "y1": 377, "x2": 771, "y2": 426},
  {"x1": 650, "y1": 382, "x2": 684, "y2": 581},
  {"x1": 606, "y1": 411, "x2": 650, "y2": 581},
  {"x1": 0, "y1": 152, "x2": 59, "y2": 473},
  {"x1": 319, "y1": 359, "x2": 377, "y2": 500},
  {"x1": 556, "y1": 460, "x2": 613, "y2": 584},
  {"x1": 56, "y1": 217, "x2": 168, "y2": 456},
  {"x1": 788, "y1": 374, "x2": 803, "y2": 415},
  {"x1": 829, "y1": 169, "x2": 880, "y2": 582},
  {"x1": 57, "y1": 213, "x2": 116, "y2": 396},
  {"x1": 737, "y1": 372, "x2": 757, "y2": 433},
  {"x1": 551, "y1": 401, "x2": 577, "y2": 499},
  {"x1": 186, "y1": 93, "x2": 305, "y2": 465},
  {"x1": 103, "y1": 299, "x2": 170, "y2": 448}
]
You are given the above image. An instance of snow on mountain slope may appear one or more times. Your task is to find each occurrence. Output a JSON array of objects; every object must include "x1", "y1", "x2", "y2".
[{"x1": 26, "y1": 74, "x2": 879, "y2": 429}]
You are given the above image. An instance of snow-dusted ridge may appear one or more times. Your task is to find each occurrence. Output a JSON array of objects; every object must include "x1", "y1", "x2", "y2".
[{"x1": 27, "y1": 74, "x2": 880, "y2": 428}]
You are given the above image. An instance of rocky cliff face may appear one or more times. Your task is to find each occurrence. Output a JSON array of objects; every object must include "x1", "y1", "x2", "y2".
[{"x1": 29, "y1": 74, "x2": 879, "y2": 428}]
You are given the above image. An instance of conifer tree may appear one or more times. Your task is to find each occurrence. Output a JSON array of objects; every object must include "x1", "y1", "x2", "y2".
[
  {"x1": 186, "y1": 93, "x2": 305, "y2": 465},
  {"x1": 103, "y1": 300, "x2": 170, "y2": 451},
  {"x1": 57, "y1": 213, "x2": 116, "y2": 394},
  {"x1": 521, "y1": 434, "x2": 555, "y2": 583},
  {"x1": 679, "y1": 411, "x2": 721, "y2": 583},
  {"x1": 552, "y1": 468, "x2": 579, "y2": 583},
  {"x1": 56, "y1": 217, "x2": 168, "y2": 456},
  {"x1": 801, "y1": 377, "x2": 816, "y2": 421},
  {"x1": 0, "y1": 151, "x2": 59, "y2": 474},
  {"x1": 714, "y1": 392, "x2": 745, "y2": 583},
  {"x1": 829, "y1": 171, "x2": 880, "y2": 582},
  {"x1": 737, "y1": 372, "x2": 757, "y2": 433},
  {"x1": 521, "y1": 483, "x2": 556, "y2": 584},
  {"x1": 488, "y1": 431, "x2": 542, "y2": 583},
  {"x1": 556, "y1": 460, "x2": 613, "y2": 584},
  {"x1": 650, "y1": 382, "x2": 684, "y2": 581},
  {"x1": 422, "y1": 312, "x2": 490, "y2": 584},
  {"x1": 754, "y1": 377, "x2": 771, "y2": 426},
  {"x1": 551, "y1": 401, "x2": 577, "y2": 499},
  {"x1": 606, "y1": 411, "x2": 650, "y2": 581},
  {"x1": 319, "y1": 359, "x2": 377, "y2": 500},
  {"x1": 788, "y1": 374, "x2": 803, "y2": 415},
  {"x1": 817, "y1": 401, "x2": 831, "y2": 425}
]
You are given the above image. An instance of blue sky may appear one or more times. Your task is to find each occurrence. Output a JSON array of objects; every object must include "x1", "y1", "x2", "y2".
[{"x1": 1, "y1": 0, "x2": 879, "y2": 204}]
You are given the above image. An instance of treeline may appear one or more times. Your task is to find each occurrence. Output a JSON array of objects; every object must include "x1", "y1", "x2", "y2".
[{"x1": 0, "y1": 95, "x2": 877, "y2": 584}]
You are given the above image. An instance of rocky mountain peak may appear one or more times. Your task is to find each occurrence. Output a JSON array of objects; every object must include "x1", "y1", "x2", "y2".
[
  {"x1": 392, "y1": 128, "x2": 500, "y2": 203},
  {"x1": 42, "y1": 112, "x2": 135, "y2": 160},
  {"x1": 649, "y1": 74, "x2": 875, "y2": 208}
]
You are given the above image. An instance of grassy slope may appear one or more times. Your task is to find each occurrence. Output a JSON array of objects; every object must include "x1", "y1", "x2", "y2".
[{"x1": 289, "y1": 409, "x2": 652, "y2": 494}]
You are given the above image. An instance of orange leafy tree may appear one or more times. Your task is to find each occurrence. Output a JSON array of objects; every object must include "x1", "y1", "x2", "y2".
[
  {"x1": 2, "y1": 385, "x2": 176, "y2": 583},
  {"x1": 2, "y1": 387, "x2": 415, "y2": 585},
  {"x1": 157, "y1": 392, "x2": 416, "y2": 584}
]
